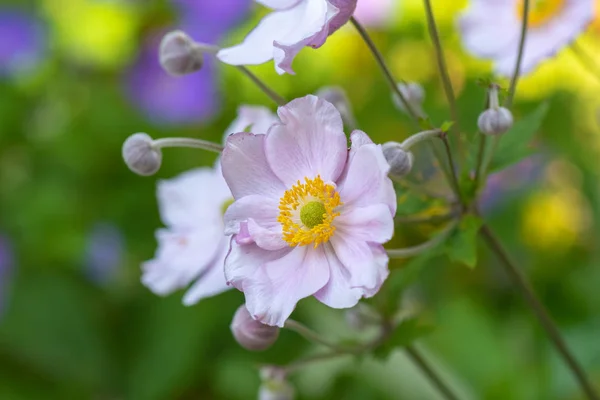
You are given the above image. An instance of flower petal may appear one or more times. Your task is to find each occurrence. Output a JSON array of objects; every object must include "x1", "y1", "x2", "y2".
[
  {"x1": 247, "y1": 218, "x2": 287, "y2": 250},
  {"x1": 223, "y1": 194, "x2": 279, "y2": 235},
  {"x1": 142, "y1": 227, "x2": 222, "y2": 295},
  {"x1": 225, "y1": 240, "x2": 291, "y2": 291},
  {"x1": 221, "y1": 132, "x2": 286, "y2": 199},
  {"x1": 330, "y1": 233, "x2": 380, "y2": 290},
  {"x1": 182, "y1": 238, "x2": 231, "y2": 305},
  {"x1": 223, "y1": 105, "x2": 279, "y2": 142},
  {"x1": 217, "y1": 0, "x2": 329, "y2": 69},
  {"x1": 265, "y1": 95, "x2": 347, "y2": 186},
  {"x1": 338, "y1": 140, "x2": 396, "y2": 214},
  {"x1": 244, "y1": 246, "x2": 330, "y2": 326},
  {"x1": 335, "y1": 203, "x2": 394, "y2": 244},
  {"x1": 157, "y1": 167, "x2": 230, "y2": 229},
  {"x1": 313, "y1": 244, "x2": 363, "y2": 308}
]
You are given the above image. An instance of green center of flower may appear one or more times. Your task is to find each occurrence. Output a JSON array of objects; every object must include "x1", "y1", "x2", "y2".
[
  {"x1": 300, "y1": 201, "x2": 327, "y2": 229},
  {"x1": 221, "y1": 198, "x2": 234, "y2": 215}
]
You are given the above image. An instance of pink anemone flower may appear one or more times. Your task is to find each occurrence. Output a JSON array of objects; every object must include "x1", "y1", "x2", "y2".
[{"x1": 221, "y1": 95, "x2": 396, "y2": 327}]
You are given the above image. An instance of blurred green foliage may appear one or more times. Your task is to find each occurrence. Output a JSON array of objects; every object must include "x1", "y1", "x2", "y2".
[{"x1": 1, "y1": 0, "x2": 600, "y2": 399}]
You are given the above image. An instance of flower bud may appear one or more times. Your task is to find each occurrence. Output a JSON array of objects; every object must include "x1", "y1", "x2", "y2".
[
  {"x1": 392, "y1": 82, "x2": 425, "y2": 114},
  {"x1": 477, "y1": 107, "x2": 513, "y2": 136},
  {"x1": 122, "y1": 133, "x2": 162, "y2": 176},
  {"x1": 382, "y1": 142, "x2": 414, "y2": 178},
  {"x1": 231, "y1": 305, "x2": 279, "y2": 351},
  {"x1": 259, "y1": 367, "x2": 294, "y2": 400},
  {"x1": 159, "y1": 30, "x2": 203, "y2": 77},
  {"x1": 315, "y1": 86, "x2": 356, "y2": 128}
]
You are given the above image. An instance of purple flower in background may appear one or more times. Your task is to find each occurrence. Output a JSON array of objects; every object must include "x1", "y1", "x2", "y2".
[
  {"x1": 125, "y1": 0, "x2": 252, "y2": 125},
  {"x1": 0, "y1": 235, "x2": 15, "y2": 319},
  {"x1": 479, "y1": 157, "x2": 544, "y2": 213},
  {"x1": 85, "y1": 223, "x2": 125, "y2": 285},
  {"x1": 0, "y1": 8, "x2": 46, "y2": 77}
]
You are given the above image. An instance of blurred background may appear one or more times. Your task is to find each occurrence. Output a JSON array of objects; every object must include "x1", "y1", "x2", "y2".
[{"x1": 1, "y1": 0, "x2": 599, "y2": 399}]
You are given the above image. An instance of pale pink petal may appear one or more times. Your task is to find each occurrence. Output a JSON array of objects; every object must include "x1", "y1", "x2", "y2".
[
  {"x1": 223, "y1": 194, "x2": 279, "y2": 236},
  {"x1": 335, "y1": 203, "x2": 394, "y2": 244},
  {"x1": 244, "y1": 246, "x2": 330, "y2": 326},
  {"x1": 225, "y1": 240, "x2": 292, "y2": 291},
  {"x1": 338, "y1": 141, "x2": 396, "y2": 214},
  {"x1": 265, "y1": 95, "x2": 347, "y2": 185},
  {"x1": 223, "y1": 105, "x2": 279, "y2": 142},
  {"x1": 313, "y1": 244, "x2": 363, "y2": 308},
  {"x1": 142, "y1": 227, "x2": 222, "y2": 295},
  {"x1": 247, "y1": 218, "x2": 287, "y2": 250},
  {"x1": 327, "y1": 0, "x2": 357, "y2": 34},
  {"x1": 157, "y1": 168, "x2": 230, "y2": 229},
  {"x1": 458, "y1": 0, "x2": 520, "y2": 58},
  {"x1": 182, "y1": 238, "x2": 231, "y2": 305},
  {"x1": 330, "y1": 233, "x2": 379, "y2": 290},
  {"x1": 221, "y1": 132, "x2": 286, "y2": 199},
  {"x1": 217, "y1": 0, "x2": 329, "y2": 70},
  {"x1": 363, "y1": 244, "x2": 389, "y2": 297}
]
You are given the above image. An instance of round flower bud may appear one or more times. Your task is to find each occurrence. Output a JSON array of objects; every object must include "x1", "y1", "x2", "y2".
[
  {"x1": 159, "y1": 30, "x2": 203, "y2": 77},
  {"x1": 122, "y1": 133, "x2": 162, "y2": 176},
  {"x1": 231, "y1": 305, "x2": 279, "y2": 351},
  {"x1": 477, "y1": 107, "x2": 513, "y2": 136},
  {"x1": 382, "y1": 142, "x2": 414, "y2": 178},
  {"x1": 392, "y1": 82, "x2": 425, "y2": 113}
]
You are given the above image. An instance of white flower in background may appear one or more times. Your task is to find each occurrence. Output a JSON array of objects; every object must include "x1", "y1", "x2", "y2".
[
  {"x1": 142, "y1": 106, "x2": 278, "y2": 305},
  {"x1": 217, "y1": 0, "x2": 358, "y2": 74},
  {"x1": 459, "y1": 0, "x2": 595, "y2": 76}
]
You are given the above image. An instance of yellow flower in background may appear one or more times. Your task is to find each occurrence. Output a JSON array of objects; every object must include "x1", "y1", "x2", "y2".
[{"x1": 42, "y1": 0, "x2": 139, "y2": 68}]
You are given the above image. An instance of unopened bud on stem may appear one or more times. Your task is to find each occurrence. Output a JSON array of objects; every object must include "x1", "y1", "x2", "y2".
[
  {"x1": 231, "y1": 305, "x2": 280, "y2": 351},
  {"x1": 122, "y1": 133, "x2": 162, "y2": 176},
  {"x1": 382, "y1": 142, "x2": 414, "y2": 178},
  {"x1": 478, "y1": 84, "x2": 513, "y2": 135},
  {"x1": 159, "y1": 30, "x2": 204, "y2": 76},
  {"x1": 259, "y1": 367, "x2": 294, "y2": 400}
]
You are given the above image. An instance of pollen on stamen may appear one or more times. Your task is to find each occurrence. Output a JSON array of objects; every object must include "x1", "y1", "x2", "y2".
[{"x1": 277, "y1": 175, "x2": 342, "y2": 248}]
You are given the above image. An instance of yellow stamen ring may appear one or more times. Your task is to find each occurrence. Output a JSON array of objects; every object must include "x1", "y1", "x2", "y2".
[{"x1": 277, "y1": 175, "x2": 342, "y2": 248}]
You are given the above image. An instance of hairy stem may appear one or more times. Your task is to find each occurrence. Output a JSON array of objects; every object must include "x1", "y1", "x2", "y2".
[
  {"x1": 152, "y1": 137, "x2": 224, "y2": 153},
  {"x1": 480, "y1": 226, "x2": 599, "y2": 400}
]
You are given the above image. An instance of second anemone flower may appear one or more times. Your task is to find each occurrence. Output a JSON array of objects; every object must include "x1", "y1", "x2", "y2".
[
  {"x1": 222, "y1": 95, "x2": 396, "y2": 327},
  {"x1": 217, "y1": 0, "x2": 357, "y2": 74}
]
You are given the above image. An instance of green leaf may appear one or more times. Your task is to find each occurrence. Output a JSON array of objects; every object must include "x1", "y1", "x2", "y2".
[
  {"x1": 489, "y1": 102, "x2": 549, "y2": 172},
  {"x1": 373, "y1": 317, "x2": 436, "y2": 360},
  {"x1": 445, "y1": 215, "x2": 483, "y2": 268},
  {"x1": 440, "y1": 120, "x2": 455, "y2": 133}
]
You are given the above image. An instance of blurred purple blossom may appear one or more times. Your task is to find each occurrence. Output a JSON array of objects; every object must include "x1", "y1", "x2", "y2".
[
  {"x1": 0, "y1": 8, "x2": 46, "y2": 77},
  {"x1": 479, "y1": 157, "x2": 544, "y2": 213},
  {"x1": 125, "y1": 0, "x2": 252, "y2": 125},
  {"x1": 85, "y1": 223, "x2": 125, "y2": 285},
  {"x1": 0, "y1": 235, "x2": 15, "y2": 319}
]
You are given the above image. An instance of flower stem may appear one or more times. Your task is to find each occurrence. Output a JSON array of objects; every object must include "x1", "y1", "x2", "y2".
[
  {"x1": 473, "y1": 134, "x2": 487, "y2": 185},
  {"x1": 349, "y1": 16, "x2": 424, "y2": 122},
  {"x1": 480, "y1": 225, "x2": 600, "y2": 400},
  {"x1": 387, "y1": 220, "x2": 458, "y2": 258},
  {"x1": 400, "y1": 129, "x2": 442, "y2": 150},
  {"x1": 505, "y1": 0, "x2": 529, "y2": 108},
  {"x1": 284, "y1": 320, "x2": 358, "y2": 353},
  {"x1": 405, "y1": 345, "x2": 461, "y2": 400},
  {"x1": 198, "y1": 42, "x2": 286, "y2": 106},
  {"x1": 441, "y1": 134, "x2": 465, "y2": 207},
  {"x1": 422, "y1": 0, "x2": 461, "y2": 142},
  {"x1": 151, "y1": 137, "x2": 224, "y2": 153}
]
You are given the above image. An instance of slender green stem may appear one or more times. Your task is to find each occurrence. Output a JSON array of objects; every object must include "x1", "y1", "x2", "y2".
[
  {"x1": 387, "y1": 220, "x2": 458, "y2": 258},
  {"x1": 480, "y1": 225, "x2": 600, "y2": 400},
  {"x1": 282, "y1": 351, "x2": 351, "y2": 373},
  {"x1": 441, "y1": 135, "x2": 464, "y2": 206},
  {"x1": 395, "y1": 211, "x2": 458, "y2": 225},
  {"x1": 473, "y1": 134, "x2": 487, "y2": 185},
  {"x1": 349, "y1": 17, "x2": 423, "y2": 122},
  {"x1": 405, "y1": 345, "x2": 461, "y2": 400},
  {"x1": 198, "y1": 42, "x2": 286, "y2": 106},
  {"x1": 422, "y1": 0, "x2": 461, "y2": 138},
  {"x1": 400, "y1": 129, "x2": 442, "y2": 151},
  {"x1": 284, "y1": 320, "x2": 358, "y2": 353},
  {"x1": 505, "y1": 0, "x2": 529, "y2": 108},
  {"x1": 571, "y1": 42, "x2": 600, "y2": 85},
  {"x1": 152, "y1": 137, "x2": 223, "y2": 153}
]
